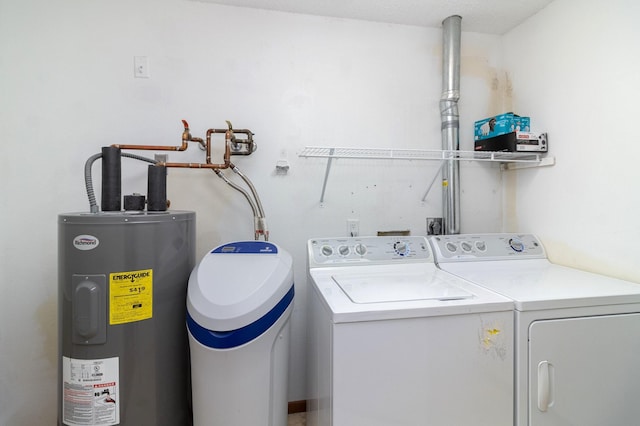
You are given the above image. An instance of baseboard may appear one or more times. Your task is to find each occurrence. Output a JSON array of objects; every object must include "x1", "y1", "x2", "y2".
[{"x1": 288, "y1": 400, "x2": 307, "y2": 414}]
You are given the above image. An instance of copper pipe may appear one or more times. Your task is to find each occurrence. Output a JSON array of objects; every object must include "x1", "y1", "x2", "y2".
[
  {"x1": 182, "y1": 119, "x2": 206, "y2": 150},
  {"x1": 204, "y1": 128, "x2": 232, "y2": 166},
  {"x1": 112, "y1": 119, "x2": 194, "y2": 151},
  {"x1": 228, "y1": 129, "x2": 255, "y2": 155},
  {"x1": 162, "y1": 128, "x2": 232, "y2": 169},
  {"x1": 162, "y1": 137, "x2": 231, "y2": 168},
  {"x1": 162, "y1": 162, "x2": 230, "y2": 169},
  {"x1": 112, "y1": 119, "x2": 242, "y2": 170},
  {"x1": 191, "y1": 136, "x2": 205, "y2": 150},
  {"x1": 111, "y1": 142, "x2": 189, "y2": 151}
]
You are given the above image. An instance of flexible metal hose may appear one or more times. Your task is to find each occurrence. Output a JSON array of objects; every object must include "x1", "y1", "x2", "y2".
[
  {"x1": 212, "y1": 169, "x2": 258, "y2": 218},
  {"x1": 212, "y1": 168, "x2": 269, "y2": 240},
  {"x1": 231, "y1": 165, "x2": 265, "y2": 218}
]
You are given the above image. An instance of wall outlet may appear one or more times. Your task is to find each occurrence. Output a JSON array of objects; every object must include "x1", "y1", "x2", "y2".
[
  {"x1": 427, "y1": 217, "x2": 443, "y2": 235},
  {"x1": 134, "y1": 56, "x2": 150, "y2": 78},
  {"x1": 347, "y1": 219, "x2": 359, "y2": 237}
]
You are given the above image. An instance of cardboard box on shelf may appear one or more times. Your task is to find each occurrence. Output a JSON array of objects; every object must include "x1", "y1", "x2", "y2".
[{"x1": 474, "y1": 113, "x2": 530, "y2": 141}]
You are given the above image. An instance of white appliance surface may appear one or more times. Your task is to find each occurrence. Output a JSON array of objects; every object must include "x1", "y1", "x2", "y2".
[
  {"x1": 311, "y1": 262, "x2": 515, "y2": 322},
  {"x1": 430, "y1": 233, "x2": 640, "y2": 426},
  {"x1": 332, "y1": 269, "x2": 473, "y2": 303},
  {"x1": 439, "y1": 259, "x2": 640, "y2": 310},
  {"x1": 307, "y1": 236, "x2": 514, "y2": 426}
]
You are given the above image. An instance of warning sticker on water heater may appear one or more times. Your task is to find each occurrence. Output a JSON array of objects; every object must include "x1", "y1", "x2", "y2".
[
  {"x1": 62, "y1": 356, "x2": 119, "y2": 426},
  {"x1": 109, "y1": 269, "x2": 153, "y2": 325}
]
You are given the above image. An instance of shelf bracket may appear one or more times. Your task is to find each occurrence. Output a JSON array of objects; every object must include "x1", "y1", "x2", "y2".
[
  {"x1": 421, "y1": 161, "x2": 446, "y2": 202},
  {"x1": 319, "y1": 148, "x2": 335, "y2": 206},
  {"x1": 501, "y1": 156, "x2": 555, "y2": 171}
]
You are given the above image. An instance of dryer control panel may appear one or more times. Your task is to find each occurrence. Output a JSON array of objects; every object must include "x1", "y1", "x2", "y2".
[
  {"x1": 429, "y1": 233, "x2": 546, "y2": 262},
  {"x1": 308, "y1": 236, "x2": 432, "y2": 266}
]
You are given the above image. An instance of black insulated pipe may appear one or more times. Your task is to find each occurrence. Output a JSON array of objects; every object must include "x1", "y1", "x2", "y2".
[
  {"x1": 101, "y1": 147, "x2": 122, "y2": 211},
  {"x1": 147, "y1": 165, "x2": 168, "y2": 211}
]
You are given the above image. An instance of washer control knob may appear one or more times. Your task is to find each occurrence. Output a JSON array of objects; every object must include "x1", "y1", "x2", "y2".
[
  {"x1": 394, "y1": 241, "x2": 409, "y2": 256},
  {"x1": 509, "y1": 238, "x2": 525, "y2": 252},
  {"x1": 321, "y1": 245, "x2": 333, "y2": 257},
  {"x1": 475, "y1": 241, "x2": 487, "y2": 251},
  {"x1": 461, "y1": 241, "x2": 472, "y2": 252},
  {"x1": 446, "y1": 242, "x2": 457, "y2": 253},
  {"x1": 338, "y1": 245, "x2": 350, "y2": 256},
  {"x1": 354, "y1": 243, "x2": 367, "y2": 256}
]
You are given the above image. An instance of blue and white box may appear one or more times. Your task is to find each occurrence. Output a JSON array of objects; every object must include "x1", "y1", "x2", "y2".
[{"x1": 474, "y1": 113, "x2": 530, "y2": 141}]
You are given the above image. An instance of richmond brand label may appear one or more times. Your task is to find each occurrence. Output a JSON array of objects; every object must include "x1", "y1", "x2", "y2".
[{"x1": 73, "y1": 235, "x2": 100, "y2": 251}]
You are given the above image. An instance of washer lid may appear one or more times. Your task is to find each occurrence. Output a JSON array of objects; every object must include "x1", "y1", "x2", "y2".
[
  {"x1": 310, "y1": 263, "x2": 514, "y2": 323},
  {"x1": 332, "y1": 271, "x2": 473, "y2": 303},
  {"x1": 187, "y1": 241, "x2": 293, "y2": 331}
]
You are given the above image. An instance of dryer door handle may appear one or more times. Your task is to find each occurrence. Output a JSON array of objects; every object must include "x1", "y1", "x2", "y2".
[{"x1": 537, "y1": 360, "x2": 553, "y2": 412}]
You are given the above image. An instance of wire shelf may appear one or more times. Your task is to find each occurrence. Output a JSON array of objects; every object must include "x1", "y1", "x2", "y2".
[
  {"x1": 298, "y1": 146, "x2": 553, "y2": 204},
  {"x1": 298, "y1": 146, "x2": 544, "y2": 163}
]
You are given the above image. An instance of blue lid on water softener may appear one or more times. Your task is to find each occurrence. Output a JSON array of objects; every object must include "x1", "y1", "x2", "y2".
[{"x1": 186, "y1": 241, "x2": 294, "y2": 348}]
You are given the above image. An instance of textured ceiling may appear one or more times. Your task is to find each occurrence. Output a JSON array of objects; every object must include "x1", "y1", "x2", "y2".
[{"x1": 191, "y1": 0, "x2": 554, "y2": 34}]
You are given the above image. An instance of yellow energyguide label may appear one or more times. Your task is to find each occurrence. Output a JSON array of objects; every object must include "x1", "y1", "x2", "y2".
[{"x1": 109, "y1": 269, "x2": 153, "y2": 325}]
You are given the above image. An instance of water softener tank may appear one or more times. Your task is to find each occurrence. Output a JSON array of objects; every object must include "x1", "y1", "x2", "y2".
[
  {"x1": 58, "y1": 211, "x2": 195, "y2": 426},
  {"x1": 187, "y1": 241, "x2": 294, "y2": 426}
]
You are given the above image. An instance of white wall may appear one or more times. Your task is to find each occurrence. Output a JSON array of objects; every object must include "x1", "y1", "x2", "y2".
[
  {"x1": 502, "y1": 0, "x2": 640, "y2": 283},
  {"x1": 0, "y1": 0, "x2": 507, "y2": 423}
]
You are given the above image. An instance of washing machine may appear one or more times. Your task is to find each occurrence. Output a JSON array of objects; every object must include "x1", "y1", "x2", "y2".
[
  {"x1": 306, "y1": 236, "x2": 514, "y2": 426},
  {"x1": 430, "y1": 233, "x2": 640, "y2": 426}
]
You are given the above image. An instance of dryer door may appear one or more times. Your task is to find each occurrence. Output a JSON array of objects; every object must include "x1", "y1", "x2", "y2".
[{"x1": 529, "y1": 313, "x2": 640, "y2": 426}]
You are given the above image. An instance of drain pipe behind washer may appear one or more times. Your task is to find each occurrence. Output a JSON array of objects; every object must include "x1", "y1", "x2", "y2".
[{"x1": 440, "y1": 15, "x2": 462, "y2": 234}]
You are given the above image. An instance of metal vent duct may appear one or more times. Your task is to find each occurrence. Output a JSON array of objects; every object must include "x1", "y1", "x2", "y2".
[{"x1": 440, "y1": 15, "x2": 462, "y2": 234}]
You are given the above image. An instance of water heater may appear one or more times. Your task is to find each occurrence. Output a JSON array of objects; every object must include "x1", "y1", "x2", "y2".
[{"x1": 57, "y1": 211, "x2": 195, "y2": 426}]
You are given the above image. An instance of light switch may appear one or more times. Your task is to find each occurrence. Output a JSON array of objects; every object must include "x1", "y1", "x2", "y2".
[{"x1": 134, "y1": 56, "x2": 150, "y2": 78}]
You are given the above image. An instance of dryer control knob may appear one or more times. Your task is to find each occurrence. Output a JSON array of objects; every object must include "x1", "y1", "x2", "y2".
[
  {"x1": 354, "y1": 243, "x2": 367, "y2": 256},
  {"x1": 394, "y1": 241, "x2": 409, "y2": 256},
  {"x1": 321, "y1": 245, "x2": 334, "y2": 257},
  {"x1": 509, "y1": 238, "x2": 525, "y2": 252}
]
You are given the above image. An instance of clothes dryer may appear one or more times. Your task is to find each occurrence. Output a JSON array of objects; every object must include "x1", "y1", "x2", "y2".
[
  {"x1": 430, "y1": 233, "x2": 640, "y2": 426},
  {"x1": 307, "y1": 236, "x2": 514, "y2": 426}
]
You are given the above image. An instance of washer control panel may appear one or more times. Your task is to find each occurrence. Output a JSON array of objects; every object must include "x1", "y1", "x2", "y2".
[
  {"x1": 308, "y1": 236, "x2": 432, "y2": 266},
  {"x1": 429, "y1": 233, "x2": 546, "y2": 262}
]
